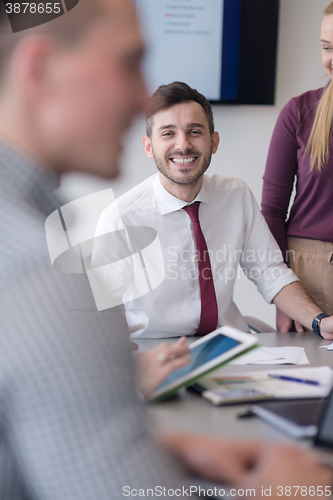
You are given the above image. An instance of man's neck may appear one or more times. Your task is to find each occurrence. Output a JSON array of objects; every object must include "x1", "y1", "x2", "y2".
[
  {"x1": 0, "y1": 93, "x2": 60, "y2": 173},
  {"x1": 158, "y1": 172, "x2": 203, "y2": 203}
]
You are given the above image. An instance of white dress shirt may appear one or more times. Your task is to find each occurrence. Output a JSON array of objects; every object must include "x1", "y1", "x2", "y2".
[{"x1": 95, "y1": 174, "x2": 298, "y2": 338}]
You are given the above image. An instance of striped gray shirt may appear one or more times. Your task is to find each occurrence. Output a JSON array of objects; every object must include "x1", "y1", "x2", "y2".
[{"x1": 0, "y1": 143, "x2": 193, "y2": 499}]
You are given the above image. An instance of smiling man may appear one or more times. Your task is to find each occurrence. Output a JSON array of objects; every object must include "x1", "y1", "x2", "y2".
[
  {"x1": 144, "y1": 99, "x2": 218, "y2": 202},
  {"x1": 98, "y1": 81, "x2": 333, "y2": 340}
]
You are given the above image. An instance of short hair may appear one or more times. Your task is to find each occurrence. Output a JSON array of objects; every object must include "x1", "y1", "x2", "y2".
[
  {"x1": 0, "y1": 0, "x2": 105, "y2": 87},
  {"x1": 324, "y1": 1, "x2": 333, "y2": 16},
  {"x1": 146, "y1": 81, "x2": 214, "y2": 138}
]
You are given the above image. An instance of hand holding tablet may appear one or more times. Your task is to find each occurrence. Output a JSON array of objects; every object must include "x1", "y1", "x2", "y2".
[{"x1": 150, "y1": 326, "x2": 259, "y2": 401}]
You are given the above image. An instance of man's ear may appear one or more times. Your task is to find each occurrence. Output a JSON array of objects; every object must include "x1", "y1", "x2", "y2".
[
  {"x1": 11, "y1": 35, "x2": 54, "y2": 105},
  {"x1": 211, "y1": 131, "x2": 220, "y2": 154},
  {"x1": 142, "y1": 135, "x2": 154, "y2": 158}
]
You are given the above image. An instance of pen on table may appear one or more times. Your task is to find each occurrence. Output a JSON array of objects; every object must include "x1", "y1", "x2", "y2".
[{"x1": 268, "y1": 374, "x2": 320, "y2": 386}]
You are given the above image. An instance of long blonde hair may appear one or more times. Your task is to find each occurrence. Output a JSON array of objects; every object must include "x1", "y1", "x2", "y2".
[{"x1": 306, "y1": 1, "x2": 333, "y2": 172}]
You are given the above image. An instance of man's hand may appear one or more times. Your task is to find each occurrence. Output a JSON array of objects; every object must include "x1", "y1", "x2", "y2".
[
  {"x1": 273, "y1": 282, "x2": 333, "y2": 339},
  {"x1": 239, "y1": 444, "x2": 333, "y2": 499},
  {"x1": 162, "y1": 435, "x2": 333, "y2": 499},
  {"x1": 135, "y1": 337, "x2": 191, "y2": 399},
  {"x1": 276, "y1": 306, "x2": 304, "y2": 333},
  {"x1": 160, "y1": 434, "x2": 263, "y2": 485}
]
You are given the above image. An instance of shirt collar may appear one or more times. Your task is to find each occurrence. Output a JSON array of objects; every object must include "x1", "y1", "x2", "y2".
[
  {"x1": 0, "y1": 139, "x2": 62, "y2": 216},
  {"x1": 153, "y1": 173, "x2": 210, "y2": 215}
]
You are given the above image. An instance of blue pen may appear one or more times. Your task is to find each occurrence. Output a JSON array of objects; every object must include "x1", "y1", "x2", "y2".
[{"x1": 268, "y1": 374, "x2": 320, "y2": 386}]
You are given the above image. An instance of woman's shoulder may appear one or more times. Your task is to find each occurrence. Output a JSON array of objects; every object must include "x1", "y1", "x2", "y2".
[
  {"x1": 291, "y1": 87, "x2": 325, "y2": 107},
  {"x1": 278, "y1": 87, "x2": 325, "y2": 125}
]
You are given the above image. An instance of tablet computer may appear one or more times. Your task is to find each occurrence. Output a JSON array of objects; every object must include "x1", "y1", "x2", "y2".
[{"x1": 150, "y1": 326, "x2": 259, "y2": 401}]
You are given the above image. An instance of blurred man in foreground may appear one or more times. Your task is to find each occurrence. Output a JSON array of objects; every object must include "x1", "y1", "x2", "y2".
[{"x1": 0, "y1": 1, "x2": 331, "y2": 499}]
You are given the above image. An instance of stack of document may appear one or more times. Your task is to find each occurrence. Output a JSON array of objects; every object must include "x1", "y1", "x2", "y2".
[
  {"x1": 230, "y1": 346, "x2": 309, "y2": 365},
  {"x1": 197, "y1": 366, "x2": 333, "y2": 405}
]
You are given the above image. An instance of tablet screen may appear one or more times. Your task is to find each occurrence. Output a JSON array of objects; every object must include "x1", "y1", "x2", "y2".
[{"x1": 158, "y1": 334, "x2": 240, "y2": 389}]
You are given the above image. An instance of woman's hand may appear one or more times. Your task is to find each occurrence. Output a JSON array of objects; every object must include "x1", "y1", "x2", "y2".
[{"x1": 135, "y1": 337, "x2": 191, "y2": 399}]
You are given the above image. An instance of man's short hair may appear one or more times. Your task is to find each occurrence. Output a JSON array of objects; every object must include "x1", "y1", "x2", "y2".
[
  {"x1": 146, "y1": 81, "x2": 215, "y2": 138},
  {"x1": 0, "y1": 0, "x2": 105, "y2": 87}
]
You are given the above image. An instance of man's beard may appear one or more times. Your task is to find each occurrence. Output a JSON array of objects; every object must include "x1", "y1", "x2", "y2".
[{"x1": 153, "y1": 148, "x2": 212, "y2": 186}]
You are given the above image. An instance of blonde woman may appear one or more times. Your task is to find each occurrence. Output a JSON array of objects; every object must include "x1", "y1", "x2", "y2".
[{"x1": 262, "y1": 1, "x2": 333, "y2": 332}]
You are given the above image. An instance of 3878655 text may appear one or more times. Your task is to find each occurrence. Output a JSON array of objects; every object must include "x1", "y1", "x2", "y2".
[
  {"x1": 5, "y1": 2, "x2": 62, "y2": 14},
  {"x1": 261, "y1": 485, "x2": 332, "y2": 497}
]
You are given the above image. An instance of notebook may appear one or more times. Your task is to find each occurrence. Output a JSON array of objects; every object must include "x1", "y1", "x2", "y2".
[
  {"x1": 194, "y1": 366, "x2": 333, "y2": 405},
  {"x1": 246, "y1": 400, "x2": 323, "y2": 438}
]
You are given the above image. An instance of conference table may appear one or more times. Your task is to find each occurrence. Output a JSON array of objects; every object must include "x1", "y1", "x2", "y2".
[{"x1": 136, "y1": 332, "x2": 333, "y2": 444}]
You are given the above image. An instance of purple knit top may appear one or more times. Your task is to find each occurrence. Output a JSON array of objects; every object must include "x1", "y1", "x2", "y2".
[{"x1": 262, "y1": 87, "x2": 333, "y2": 262}]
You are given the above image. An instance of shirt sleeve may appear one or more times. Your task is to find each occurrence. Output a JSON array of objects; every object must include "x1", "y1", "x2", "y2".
[
  {"x1": 91, "y1": 203, "x2": 135, "y2": 310},
  {"x1": 261, "y1": 98, "x2": 299, "y2": 262},
  {"x1": 241, "y1": 185, "x2": 299, "y2": 303}
]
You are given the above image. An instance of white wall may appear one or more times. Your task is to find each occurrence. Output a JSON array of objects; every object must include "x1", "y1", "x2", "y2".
[{"x1": 59, "y1": 0, "x2": 330, "y2": 329}]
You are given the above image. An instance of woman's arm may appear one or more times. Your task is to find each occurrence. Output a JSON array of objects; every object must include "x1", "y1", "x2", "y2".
[
  {"x1": 261, "y1": 98, "x2": 299, "y2": 262},
  {"x1": 262, "y1": 98, "x2": 302, "y2": 332}
]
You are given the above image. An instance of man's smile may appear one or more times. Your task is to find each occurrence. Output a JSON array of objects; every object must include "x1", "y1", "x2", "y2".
[{"x1": 169, "y1": 156, "x2": 199, "y2": 167}]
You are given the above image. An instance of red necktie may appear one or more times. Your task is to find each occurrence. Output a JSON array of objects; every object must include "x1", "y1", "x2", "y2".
[{"x1": 183, "y1": 201, "x2": 218, "y2": 335}]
